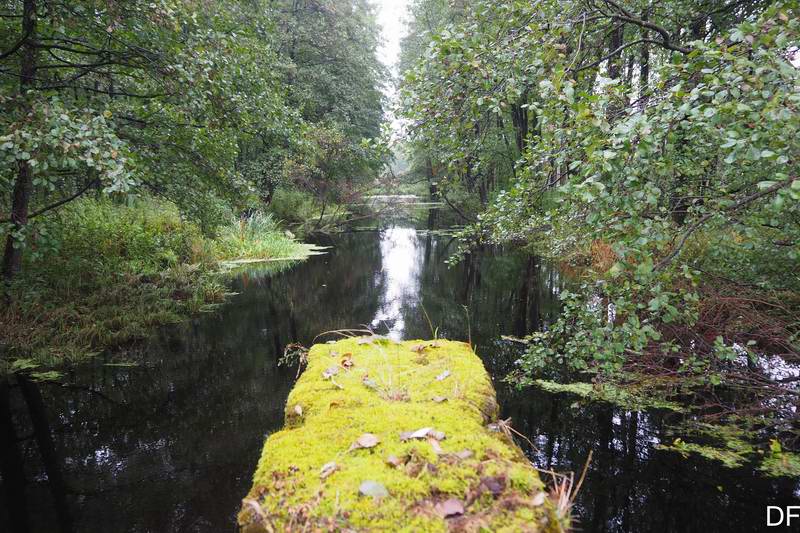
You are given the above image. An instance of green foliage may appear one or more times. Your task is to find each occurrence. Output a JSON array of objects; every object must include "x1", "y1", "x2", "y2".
[
  {"x1": 267, "y1": 188, "x2": 321, "y2": 226},
  {"x1": 401, "y1": 0, "x2": 800, "y2": 380},
  {"x1": 1, "y1": 0, "x2": 388, "y2": 280},
  {"x1": 42, "y1": 198, "x2": 209, "y2": 276},
  {"x1": 0, "y1": 197, "x2": 312, "y2": 372},
  {"x1": 400, "y1": 0, "x2": 800, "y2": 472},
  {"x1": 1, "y1": 0, "x2": 388, "y2": 372}
]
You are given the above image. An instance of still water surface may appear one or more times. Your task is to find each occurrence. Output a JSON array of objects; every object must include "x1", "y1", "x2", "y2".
[{"x1": 1, "y1": 216, "x2": 797, "y2": 532}]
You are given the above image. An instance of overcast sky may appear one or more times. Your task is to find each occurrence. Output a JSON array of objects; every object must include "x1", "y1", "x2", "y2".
[
  {"x1": 375, "y1": 0, "x2": 410, "y2": 76},
  {"x1": 374, "y1": 0, "x2": 410, "y2": 135}
]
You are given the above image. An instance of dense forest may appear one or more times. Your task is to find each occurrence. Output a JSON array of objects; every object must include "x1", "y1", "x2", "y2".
[
  {"x1": 398, "y1": 0, "x2": 799, "y2": 475},
  {"x1": 0, "y1": 0, "x2": 388, "y2": 370}
]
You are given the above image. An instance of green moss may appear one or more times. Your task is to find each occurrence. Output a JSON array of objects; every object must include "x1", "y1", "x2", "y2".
[
  {"x1": 532, "y1": 379, "x2": 684, "y2": 412},
  {"x1": 239, "y1": 338, "x2": 561, "y2": 532}
]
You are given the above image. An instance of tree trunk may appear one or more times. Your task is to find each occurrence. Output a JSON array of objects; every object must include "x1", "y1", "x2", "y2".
[
  {"x1": 510, "y1": 91, "x2": 529, "y2": 154},
  {"x1": 608, "y1": 24, "x2": 624, "y2": 81},
  {"x1": 2, "y1": 0, "x2": 38, "y2": 284},
  {"x1": 639, "y1": 10, "x2": 651, "y2": 104}
]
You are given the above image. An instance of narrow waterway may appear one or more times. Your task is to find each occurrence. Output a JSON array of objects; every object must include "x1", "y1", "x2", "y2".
[{"x1": 1, "y1": 213, "x2": 797, "y2": 532}]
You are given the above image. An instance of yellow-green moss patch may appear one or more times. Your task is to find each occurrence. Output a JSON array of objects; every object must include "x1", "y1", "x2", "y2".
[{"x1": 238, "y1": 337, "x2": 561, "y2": 532}]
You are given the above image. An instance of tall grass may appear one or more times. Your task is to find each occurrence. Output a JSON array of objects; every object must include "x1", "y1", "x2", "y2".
[
  {"x1": 1, "y1": 198, "x2": 309, "y2": 373},
  {"x1": 214, "y1": 212, "x2": 306, "y2": 260}
]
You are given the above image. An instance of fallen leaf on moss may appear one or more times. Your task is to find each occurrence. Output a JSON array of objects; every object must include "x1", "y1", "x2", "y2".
[
  {"x1": 293, "y1": 404, "x2": 303, "y2": 417},
  {"x1": 435, "y1": 498, "x2": 464, "y2": 518},
  {"x1": 242, "y1": 498, "x2": 269, "y2": 523},
  {"x1": 323, "y1": 366, "x2": 339, "y2": 379},
  {"x1": 432, "y1": 395, "x2": 447, "y2": 403},
  {"x1": 480, "y1": 475, "x2": 506, "y2": 496},
  {"x1": 428, "y1": 437, "x2": 443, "y2": 454},
  {"x1": 436, "y1": 370, "x2": 451, "y2": 381},
  {"x1": 350, "y1": 433, "x2": 380, "y2": 451},
  {"x1": 532, "y1": 492, "x2": 547, "y2": 506},
  {"x1": 320, "y1": 461, "x2": 338, "y2": 479},
  {"x1": 455, "y1": 450, "x2": 474, "y2": 460},
  {"x1": 362, "y1": 377, "x2": 378, "y2": 389},
  {"x1": 411, "y1": 344, "x2": 427, "y2": 353},
  {"x1": 400, "y1": 427, "x2": 446, "y2": 442},
  {"x1": 359, "y1": 480, "x2": 389, "y2": 499},
  {"x1": 386, "y1": 455, "x2": 404, "y2": 467}
]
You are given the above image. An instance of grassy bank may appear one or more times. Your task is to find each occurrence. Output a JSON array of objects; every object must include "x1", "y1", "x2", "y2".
[{"x1": 0, "y1": 198, "x2": 314, "y2": 375}]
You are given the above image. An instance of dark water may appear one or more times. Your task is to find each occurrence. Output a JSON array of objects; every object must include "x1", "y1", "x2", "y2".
[{"x1": 1, "y1": 215, "x2": 798, "y2": 532}]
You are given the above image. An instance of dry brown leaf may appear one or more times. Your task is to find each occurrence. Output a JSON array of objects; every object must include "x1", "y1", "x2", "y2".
[
  {"x1": 427, "y1": 437, "x2": 443, "y2": 454},
  {"x1": 435, "y1": 498, "x2": 464, "y2": 518},
  {"x1": 322, "y1": 366, "x2": 339, "y2": 379},
  {"x1": 386, "y1": 455, "x2": 404, "y2": 467},
  {"x1": 320, "y1": 461, "x2": 338, "y2": 479},
  {"x1": 359, "y1": 480, "x2": 389, "y2": 499},
  {"x1": 400, "y1": 427, "x2": 446, "y2": 442},
  {"x1": 350, "y1": 433, "x2": 380, "y2": 451},
  {"x1": 480, "y1": 475, "x2": 506, "y2": 497}
]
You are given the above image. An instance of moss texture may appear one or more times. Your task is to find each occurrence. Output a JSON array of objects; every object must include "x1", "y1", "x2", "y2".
[{"x1": 238, "y1": 337, "x2": 561, "y2": 532}]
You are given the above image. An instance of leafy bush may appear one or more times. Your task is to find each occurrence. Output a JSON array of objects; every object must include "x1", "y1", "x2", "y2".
[
  {"x1": 267, "y1": 187, "x2": 320, "y2": 227},
  {"x1": 1, "y1": 198, "x2": 308, "y2": 371}
]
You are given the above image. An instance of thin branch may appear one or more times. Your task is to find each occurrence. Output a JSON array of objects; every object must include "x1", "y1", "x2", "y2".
[
  {"x1": 1, "y1": 179, "x2": 99, "y2": 224},
  {"x1": 601, "y1": 0, "x2": 692, "y2": 54},
  {"x1": 655, "y1": 177, "x2": 797, "y2": 271},
  {"x1": 0, "y1": 30, "x2": 30, "y2": 60}
]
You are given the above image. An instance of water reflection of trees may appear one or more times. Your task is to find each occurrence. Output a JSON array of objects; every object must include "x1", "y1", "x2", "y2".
[
  {"x1": 503, "y1": 387, "x2": 799, "y2": 532},
  {"x1": 3, "y1": 223, "x2": 796, "y2": 532}
]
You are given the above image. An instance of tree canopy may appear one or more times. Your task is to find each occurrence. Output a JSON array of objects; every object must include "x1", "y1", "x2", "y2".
[
  {"x1": 0, "y1": 0, "x2": 388, "y2": 281},
  {"x1": 400, "y1": 0, "x2": 800, "y2": 472}
]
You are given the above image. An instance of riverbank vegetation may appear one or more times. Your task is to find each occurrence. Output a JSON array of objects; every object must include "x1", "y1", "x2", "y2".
[
  {"x1": 399, "y1": 1, "x2": 800, "y2": 475},
  {"x1": 0, "y1": 198, "x2": 312, "y2": 375},
  {"x1": 1, "y1": 0, "x2": 387, "y2": 372}
]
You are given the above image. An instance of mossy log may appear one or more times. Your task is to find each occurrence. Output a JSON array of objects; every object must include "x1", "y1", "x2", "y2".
[{"x1": 238, "y1": 337, "x2": 563, "y2": 532}]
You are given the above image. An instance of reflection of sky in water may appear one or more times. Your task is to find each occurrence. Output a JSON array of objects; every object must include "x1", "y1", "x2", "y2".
[{"x1": 371, "y1": 226, "x2": 422, "y2": 340}]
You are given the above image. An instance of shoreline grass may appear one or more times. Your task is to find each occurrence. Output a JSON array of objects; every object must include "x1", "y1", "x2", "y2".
[{"x1": 0, "y1": 198, "x2": 316, "y2": 376}]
